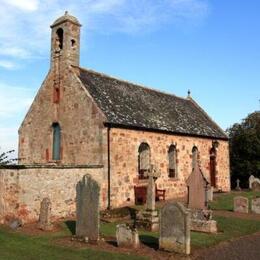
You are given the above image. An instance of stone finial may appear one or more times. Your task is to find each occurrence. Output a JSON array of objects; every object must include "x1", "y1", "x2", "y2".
[{"x1": 187, "y1": 90, "x2": 191, "y2": 98}]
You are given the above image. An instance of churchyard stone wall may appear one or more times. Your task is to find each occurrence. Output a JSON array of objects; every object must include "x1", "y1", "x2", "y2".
[
  {"x1": 0, "y1": 166, "x2": 104, "y2": 224},
  {"x1": 109, "y1": 128, "x2": 230, "y2": 208}
]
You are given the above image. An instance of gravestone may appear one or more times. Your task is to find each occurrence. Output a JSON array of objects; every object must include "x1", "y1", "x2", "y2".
[
  {"x1": 252, "y1": 197, "x2": 260, "y2": 214},
  {"x1": 190, "y1": 209, "x2": 217, "y2": 233},
  {"x1": 235, "y1": 179, "x2": 241, "y2": 191},
  {"x1": 159, "y1": 202, "x2": 190, "y2": 255},
  {"x1": 137, "y1": 165, "x2": 160, "y2": 231},
  {"x1": 252, "y1": 182, "x2": 260, "y2": 192},
  {"x1": 249, "y1": 175, "x2": 260, "y2": 191},
  {"x1": 38, "y1": 197, "x2": 53, "y2": 231},
  {"x1": 116, "y1": 224, "x2": 140, "y2": 248},
  {"x1": 187, "y1": 165, "x2": 217, "y2": 233},
  {"x1": 76, "y1": 174, "x2": 100, "y2": 243},
  {"x1": 234, "y1": 196, "x2": 249, "y2": 213},
  {"x1": 187, "y1": 164, "x2": 209, "y2": 209}
]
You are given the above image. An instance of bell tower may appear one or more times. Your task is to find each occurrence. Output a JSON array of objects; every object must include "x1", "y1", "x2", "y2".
[{"x1": 50, "y1": 11, "x2": 81, "y2": 67}]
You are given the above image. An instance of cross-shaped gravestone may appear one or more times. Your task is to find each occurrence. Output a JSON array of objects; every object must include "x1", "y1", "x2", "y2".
[
  {"x1": 236, "y1": 179, "x2": 241, "y2": 191},
  {"x1": 145, "y1": 164, "x2": 161, "y2": 211}
]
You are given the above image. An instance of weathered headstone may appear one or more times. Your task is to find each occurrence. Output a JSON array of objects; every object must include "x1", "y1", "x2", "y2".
[
  {"x1": 252, "y1": 197, "x2": 260, "y2": 214},
  {"x1": 116, "y1": 224, "x2": 140, "y2": 248},
  {"x1": 234, "y1": 196, "x2": 249, "y2": 213},
  {"x1": 137, "y1": 165, "x2": 160, "y2": 231},
  {"x1": 159, "y1": 202, "x2": 190, "y2": 255},
  {"x1": 190, "y1": 209, "x2": 217, "y2": 233},
  {"x1": 38, "y1": 197, "x2": 53, "y2": 231},
  {"x1": 235, "y1": 179, "x2": 241, "y2": 191},
  {"x1": 187, "y1": 164, "x2": 209, "y2": 210},
  {"x1": 249, "y1": 175, "x2": 260, "y2": 191},
  {"x1": 187, "y1": 165, "x2": 217, "y2": 233},
  {"x1": 76, "y1": 174, "x2": 100, "y2": 243}
]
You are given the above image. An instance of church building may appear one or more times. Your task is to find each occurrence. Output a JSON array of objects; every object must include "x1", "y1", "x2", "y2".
[{"x1": 0, "y1": 12, "x2": 230, "y2": 223}]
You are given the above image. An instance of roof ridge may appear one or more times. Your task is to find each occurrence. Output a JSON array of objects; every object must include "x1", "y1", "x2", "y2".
[{"x1": 75, "y1": 65, "x2": 189, "y2": 102}]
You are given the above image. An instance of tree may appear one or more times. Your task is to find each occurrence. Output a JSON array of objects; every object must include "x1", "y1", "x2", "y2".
[
  {"x1": 0, "y1": 148, "x2": 16, "y2": 165},
  {"x1": 227, "y1": 111, "x2": 260, "y2": 188}
]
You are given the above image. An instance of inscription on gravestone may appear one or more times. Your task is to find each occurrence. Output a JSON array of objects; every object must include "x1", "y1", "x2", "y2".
[
  {"x1": 76, "y1": 174, "x2": 100, "y2": 242},
  {"x1": 159, "y1": 202, "x2": 190, "y2": 255}
]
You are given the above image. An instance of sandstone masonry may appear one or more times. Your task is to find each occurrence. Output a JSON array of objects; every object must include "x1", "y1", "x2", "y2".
[{"x1": 0, "y1": 13, "x2": 231, "y2": 223}]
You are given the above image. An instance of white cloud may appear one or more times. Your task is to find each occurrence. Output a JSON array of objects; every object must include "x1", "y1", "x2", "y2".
[
  {"x1": 0, "y1": 60, "x2": 17, "y2": 70},
  {"x1": 0, "y1": 0, "x2": 210, "y2": 62},
  {"x1": 0, "y1": 47, "x2": 31, "y2": 59},
  {"x1": 2, "y1": 0, "x2": 39, "y2": 12}
]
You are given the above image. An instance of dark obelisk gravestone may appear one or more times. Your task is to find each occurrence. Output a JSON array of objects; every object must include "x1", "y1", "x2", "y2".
[{"x1": 76, "y1": 174, "x2": 100, "y2": 243}]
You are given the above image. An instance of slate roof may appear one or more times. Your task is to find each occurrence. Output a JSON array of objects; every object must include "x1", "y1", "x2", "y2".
[{"x1": 77, "y1": 67, "x2": 228, "y2": 140}]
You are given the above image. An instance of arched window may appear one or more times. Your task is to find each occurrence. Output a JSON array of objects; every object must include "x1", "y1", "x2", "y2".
[
  {"x1": 138, "y1": 143, "x2": 150, "y2": 179},
  {"x1": 52, "y1": 123, "x2": 61, "y2": 160},
  {"x1": 56, "y1": 28, "x2": 64, "y2": 50},
  {"x1": 210, "y1": 147, "x2": 217, "y2": 187},
  {"x1": 168, "y1": 145, "x2": 177, "y2": 178},
  {"x1": 192, "y1": 146, "x2": 198, "y2": 169}
]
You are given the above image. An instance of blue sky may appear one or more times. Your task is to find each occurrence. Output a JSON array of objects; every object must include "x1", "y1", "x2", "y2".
[{"x1": 0, "y1": 0, "x2": 259, "y2": 152}]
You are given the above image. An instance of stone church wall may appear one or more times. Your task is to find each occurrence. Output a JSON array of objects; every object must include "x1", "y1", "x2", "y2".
[
  {"x1": 18, "y1": 65, "x2": 106, "y2": 166},
  {"x1": 0, "y1": 166, "x2": 104, "y2": 224},
  {"x1": 109, "y1": 128, "x2": 230, "y2": 208}
]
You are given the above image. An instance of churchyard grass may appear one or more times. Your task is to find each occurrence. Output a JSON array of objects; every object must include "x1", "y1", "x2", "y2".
[
  {"x1": 0, "y1": 224, "x2": 146, "y2": 260},
  {"x1": 101, "y1": 216, "x2": 260, "y2": 249},
  {"x1": 210, "y1": 191, "x2": 260, "y2": 211},
  {"x1": 1, "y1": 216, "x2": 260, "y2": 258}
]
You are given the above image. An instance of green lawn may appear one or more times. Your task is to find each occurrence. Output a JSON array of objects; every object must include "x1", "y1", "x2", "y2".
[
  {"x1": 101, "y1": 215, "x2": 260, "y2": 249},
  {"x1": 0, "y1": 224, "x2": 146, "y2": 260},
  {"x1": 210, "y1": 191, "x2": 260, "y2": 211}
]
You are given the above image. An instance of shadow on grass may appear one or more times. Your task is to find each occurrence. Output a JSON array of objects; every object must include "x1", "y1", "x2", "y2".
[
  {"x1": 139, "y1": 235, "x2": 159, "y2": 250},
  {"x1": 106, "y1": 240, "x2": 118, "y2": 247},
  {"x1": 65, "y1": 220, "x2": 76, "y2": 235}
]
